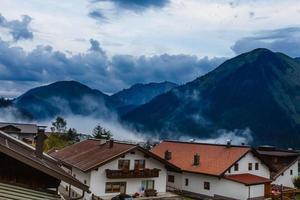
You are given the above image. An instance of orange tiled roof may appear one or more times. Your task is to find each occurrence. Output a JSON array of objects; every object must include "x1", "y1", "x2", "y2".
[
  {"x1": 225, "y1": 173, "x2": 272, "y2": 185},
  {"x1": 151, "y1": 140, "x2": 251, "y2": 176}
]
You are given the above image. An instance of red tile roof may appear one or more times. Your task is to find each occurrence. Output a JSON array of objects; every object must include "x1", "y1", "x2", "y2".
[
  {"x1": 151, "y1": 140, "x2": 251, "y2": 176},
  {"x1": 225, "y1": 173, "x2": 272, "y2": 185},
  {"x1": 50, "y1": 140, "x2": 137, "y2": 172}
]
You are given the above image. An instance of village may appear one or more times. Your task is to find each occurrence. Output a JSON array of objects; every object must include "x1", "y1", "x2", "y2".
[{"x1": 0, "y1": 120, "x2": 299, "y2": 200}]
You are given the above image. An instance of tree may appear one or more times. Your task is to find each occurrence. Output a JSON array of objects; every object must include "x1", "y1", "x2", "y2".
[
  {"x1": 293, "y1": 176, "x2": 300, "y2": 189},
  {"x1": 51, "y1": 116, "x2": 67, "y2": 134},
  {"x1": 92, "y1": 124, "x2": 112, "y2": 139},
  {"x1": 65, "y1": 128, "x2": 79, "y2": 142}
]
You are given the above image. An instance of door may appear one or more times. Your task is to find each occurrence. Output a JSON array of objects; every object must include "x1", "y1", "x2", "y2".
[
  {"x1": 264, "y1": 182, "x2": 271, "y2": 197},
  {"x1": 120, "y1": 183, "x2": 126, "y2": 194}
]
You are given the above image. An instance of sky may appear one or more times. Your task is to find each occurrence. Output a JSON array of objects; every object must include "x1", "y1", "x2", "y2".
[{"x1": 1, "y1": 0, "x2": 300, "y2": 97}]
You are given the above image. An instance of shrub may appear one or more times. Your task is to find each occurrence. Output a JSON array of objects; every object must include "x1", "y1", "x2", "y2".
[{"x1": 293, "y1": 176, "x2": 300, "y2": 189}]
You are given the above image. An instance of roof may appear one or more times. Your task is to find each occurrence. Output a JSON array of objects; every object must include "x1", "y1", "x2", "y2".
[
  {"x1": 225, "y1": 173, "x2": 272, "y2": 186},
  {"x1": 0, "y1": 122, "x2": 40, "y2": 134},
  {"x1": 255, "y1": 149, "x2": 300, "y2": 179},
  {"x1": 0, "y1": 130, "x2": 89, "y2": 191},
  {"x1": 50, "y1": 139, "x2": 178, "y2": 172},
  {"x1": 151, "y1": 140, "x2": 251, "y2": 176}
]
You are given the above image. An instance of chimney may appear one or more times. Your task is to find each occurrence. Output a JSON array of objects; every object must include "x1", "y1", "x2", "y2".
[
  {"x1": 35, "y1": 127, "x2": 47, "y2": 158},
  {"x1": 226, "y1": 139, "x2": 232, "y2": 148},
  {"x1": 193, "y1": 154, "x2": 200, "y2": 166},
  {"x1": 164, "y1": 150, "x2": 172, "y2": 160},
  {"x1": 108, "y1": 138, "x2": 114, "y2": 148}
]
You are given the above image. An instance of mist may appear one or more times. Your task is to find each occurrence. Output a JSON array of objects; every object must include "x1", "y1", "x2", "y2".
[{"x1": 179, "y1": 128, "x2": 253, "y2": 145}]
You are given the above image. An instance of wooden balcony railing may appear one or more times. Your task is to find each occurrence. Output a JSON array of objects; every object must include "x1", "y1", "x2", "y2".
[{"x1": 106, "y1": 168, "x2": 160, "y2": 179}]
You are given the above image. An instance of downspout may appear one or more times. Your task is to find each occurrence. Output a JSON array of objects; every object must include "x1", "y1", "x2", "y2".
[
  {"x1": 69, "y1": 167, "x2": 72, "y2": 197},
  {"x1": 248, "y1": 186, "x2": 250, "y2": 199}
]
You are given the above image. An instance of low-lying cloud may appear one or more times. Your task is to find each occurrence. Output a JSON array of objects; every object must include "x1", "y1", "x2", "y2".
[
  {"x1": 180, "y1": 128, "x2": 253, "y2": 145},
  {"x1": 0, "y1": 37, "x2": 226, "y2": 97}
]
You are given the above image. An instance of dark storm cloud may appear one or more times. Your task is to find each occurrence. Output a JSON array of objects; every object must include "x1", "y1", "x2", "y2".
[
  {"x1": 232, "y1": 27, "x2": 300, "y2": 57},
  {"x1": 91, "y1": 0, "x2": 170, "y2": 11},
  {"x1": 0, "y1": 37, "x2": 226, "y2": 96},
  {"x1": 0, "y1": 14, "x2": 33, "y2": 41},
  {"x1": 88, "y1": 10, "x2": 107, "y2": 21}
]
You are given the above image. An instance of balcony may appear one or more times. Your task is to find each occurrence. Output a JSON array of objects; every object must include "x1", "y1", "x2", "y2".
[{"x1": 106, "y1": 168, "x2": 160, "y2": 179}]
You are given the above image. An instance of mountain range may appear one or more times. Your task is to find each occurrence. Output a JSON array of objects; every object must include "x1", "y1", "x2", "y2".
[
  {"x1": 1, "y1": 48, "x2": 300, "y2": 147},
  {"x1": 122, "y1": 48, "x2": 300, "y2": 147},
  {"x1": 3, "y1": 81, "x2": 178, "y2": 119}
]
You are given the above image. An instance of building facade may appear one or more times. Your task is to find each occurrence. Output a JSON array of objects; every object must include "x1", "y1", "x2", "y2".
[
  {"x1": 51, "y1": 139, "x2": 175, "y2": 200},
  {"x1": 151, "y1": 140, "x2": 272, "y2": 200}
]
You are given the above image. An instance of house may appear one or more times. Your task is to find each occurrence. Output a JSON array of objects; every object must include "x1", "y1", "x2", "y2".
[
  {"x1": 255, "y1": 146, "x2": 300, "y2": 188},
  {"x1": 151, "y1": 140, "x2": 272, "y2": 200},
  {"x1": 50, "y1": 139, "x2": 177, "y2": 200},
  {"x1": 0, "y1": 129, "x2": 89, "y2": 199},
  {"x1": 0, "y1": 122, "x2": 45, "y2": 145}
]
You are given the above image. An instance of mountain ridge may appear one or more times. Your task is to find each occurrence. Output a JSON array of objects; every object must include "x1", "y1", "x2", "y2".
[{"x1": 122, "y1": 48, "x2": 300, "y2": 147}]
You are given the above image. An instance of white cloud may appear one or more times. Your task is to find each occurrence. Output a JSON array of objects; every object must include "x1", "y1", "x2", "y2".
[{"x1": 1, "y1": 0, "x2": 300, "y2": 57}]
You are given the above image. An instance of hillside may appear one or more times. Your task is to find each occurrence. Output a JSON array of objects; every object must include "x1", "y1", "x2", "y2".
[
  {"x1": 111, "y1": 81, "x2": 178, "y2": 114},
  {"x1": 14, "y1": 81, "x2": 118, "y2": 119},
  {"x1": 122, "y1": 49, "x2": 300, "y2": 147}
]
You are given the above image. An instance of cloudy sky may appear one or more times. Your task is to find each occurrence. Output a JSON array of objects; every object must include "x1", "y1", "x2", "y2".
[{"x1": 0, "y1": 0, "x2": 300, "y2": 97}]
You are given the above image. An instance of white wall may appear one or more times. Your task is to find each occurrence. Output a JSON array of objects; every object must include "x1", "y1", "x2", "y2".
[
  {"x1": 225, "y1": 152, "x2": 270, "y2": 179},
  {"x1": 273, "y1": 161, "x2": 298, "y2": 188},
  {"x1": 166, "y1": 171, "x2": 265, "y2": 200},
  {"x1": 88, "y1": 149, "x2": 167, "y2": 199}
]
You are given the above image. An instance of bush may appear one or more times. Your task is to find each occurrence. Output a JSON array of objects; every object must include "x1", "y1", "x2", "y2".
[{"x1": 293, "y1": 176, "x2": 300, "y2": 189}]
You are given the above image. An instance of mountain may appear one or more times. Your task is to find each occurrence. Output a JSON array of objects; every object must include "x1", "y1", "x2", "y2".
[
  {"x1": 122, "y1": 49, "x2": 300, "y2": 147},
  {"x1": 295, "y1": 57, "x2": 300, "y2": 62},
  {"x1": 111, "y1": 81, "x2": 178, "y2": 114},
  {"x1": 10, "y1": 80, "x2": 177, "y2": 119},
  {"x1": 14, "y1": 81, "x2": 120, "y2": 119}
]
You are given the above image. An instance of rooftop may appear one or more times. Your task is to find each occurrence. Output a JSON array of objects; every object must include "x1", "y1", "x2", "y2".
[
  {"x1": 51, "y1": 139, "x2": 177, "y2": 173},
  {"x1": 151, "y1": 140, "x2": 251, "y2": 176},
  {"x1": 0, "y1": 130, "x2": 88, "y2": 191},
  {"x1": 225, "y1": 173, "x2": 272, "y2": 186},
  {"x1": 0, "y1": 122, "x2": 44, "y2": 134}
]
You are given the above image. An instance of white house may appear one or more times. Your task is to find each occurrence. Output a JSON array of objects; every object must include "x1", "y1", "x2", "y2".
[
  {"x1": 256, "y1": 146, "x2": 300, "y2": 188},
  {"x1": 51, "y1": 139, "x2": 177, "y2": 200},
  {"x1": 151, "y1": 140, "x2": 272, "y2": 200}
]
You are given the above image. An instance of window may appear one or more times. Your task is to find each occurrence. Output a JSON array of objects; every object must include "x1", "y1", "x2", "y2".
[
  {"x1": 105, "y1": 182, "x2": 126, "y2": 193},
  {"x1": 234, "y1": 163, "x2": 239, "y2": 171},
  {"x1": 84, "y1": 180, "x2": 87, "y2": 184},
  {"x1": 141, "y1": 180, "x2": 154, "y2": 190},
  {"x1": 228, "y1": 168, "x2": 231, "y2": 173},
  {"x1": 248, "y1": 163, "x2": 252, "y2": 171},
  {"x1": 185, "y1": 178, "x2": 189, "y2": 186},
  {"x1": 204, "y1": 182, "x2": 210, "y2": 190},
  {"x1": 134, "y1": 160, "x2": 145, "y2": 170},
  {"x1": 255, "y1": 163, "x2": 259, "y2": 170},
  {"x1": 290, "y1": 170, "x2": 293, "y2": 175},
  {"x1": 168, "y1": 175, "x2": 175, "y2": 183},
  {"x1": 298, "y1": 162, "x2": 300, "y2": 175},
  {"x1": 118, "y1": 160, "x2": 130, "y2": 170}
]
